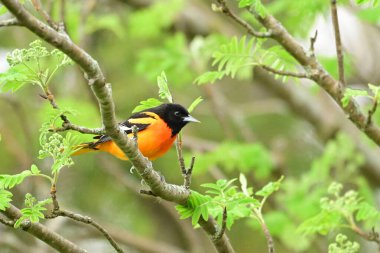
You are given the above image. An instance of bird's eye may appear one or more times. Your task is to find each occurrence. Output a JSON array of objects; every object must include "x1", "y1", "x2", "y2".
[{"x1": 174, "y1": 111, "x2": 181, "y2": 117}]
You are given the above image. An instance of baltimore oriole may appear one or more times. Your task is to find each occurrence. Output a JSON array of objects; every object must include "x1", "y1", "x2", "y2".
[{"x1": 72, "y1": 103, "x2": 199, "y2": 160}]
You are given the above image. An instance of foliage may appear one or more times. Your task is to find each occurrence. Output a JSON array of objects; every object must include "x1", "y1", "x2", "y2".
[
  {"x1": 132, "y1": 71, "x2": 202, "y2": 113},
  {"x1": 356, "y1": 0, "x2": 379, "y2": 7},
  {"x1": 0, "y1": 189, "x2": 12, "y2": 211},
  {"x1": 0, "y1": 40, "x2": 72, "y2": 92},
  {"x1": 298, "y1": 181, "x2": 380, "y2": 235},
  {"x1": 265, "y1": 0, "x2": 329, "y2": 37},
  {"x1": 238, "y1": 0, "x2": 268, "y2": 18},
  {"x1": 39, "y1": 113, "x2": 81, "y2": 174},
  {"x1": 341, "y1": 83, "x2": 380, "y2": 107},
  {"x1": 14, "y1": 193, "x2": 52, "y2": 228},
  {"x1": 329, "y1": 234, "x2": 360, "y2": 253},
  {"x1": 257, "y1": 133, "x2": 368, "y2": 251},
  {"x1": 195, "y1": 36, "x2": 299, "y2": 85},
  {"x1": 176, "y1": 175, "x2": 283, "y2": 232}
]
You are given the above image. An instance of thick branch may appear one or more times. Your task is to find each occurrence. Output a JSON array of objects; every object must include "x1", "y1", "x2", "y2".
[{"x1": 1, "y1": 204, "x2": 87, "y2": 253}]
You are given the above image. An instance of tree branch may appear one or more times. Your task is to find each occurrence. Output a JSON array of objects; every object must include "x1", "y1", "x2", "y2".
[
  {"x1": 0, "y1": 1, "x2": 235, "y2": 252},
  {"x1": 0, "y1": 17, "x2": 21, "y2": 27},
  {"x1": 259, "y1": 64, "x2": 310, "y2": 79},
  {"x1": 52, "y1": 123, "x2": 105, "y2": 135},
  {"x1": 215, "y1": 0, "x2": 271, "y2": 38},
  {"x1": 244, "y1": 6, "x2": 380, "y2": 146},
  {"x1": 1, "y1": 204, "x2": 88, "y2": 253},
  {"x1": 330, "y1": 0, "x2": 345, "y2": 85},
  {"x1": 55, "y1": 209, "x2": 125, "y2": 253}
]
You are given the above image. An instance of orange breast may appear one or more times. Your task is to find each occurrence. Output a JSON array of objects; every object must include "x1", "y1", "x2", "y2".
[{"x1": 97, "y1": 118, "x2": 176, "y2": 160}]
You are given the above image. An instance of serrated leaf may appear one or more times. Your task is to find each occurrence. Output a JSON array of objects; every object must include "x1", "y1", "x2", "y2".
[
  {"x1": 356, "y1": 202, "x2": 380, "y2": 221},
  {"x1": 157, "y1": 71, "x2": 173, "y2": 103},
  {"x1": 0, "y1": 189, "x2": 13, "y2": 211},
  {"x1": 30, "y1": 164, "x2": 40, "y2": 175},
  {"x1": 256, "y1": 176, "x2": 284, "y2": 197},
  {"x1": 192, "y1": 207, "x2": 202, "y2": 226},
  {"x1": 194, "y1": 71, "x2": 226, "y2": 85}
]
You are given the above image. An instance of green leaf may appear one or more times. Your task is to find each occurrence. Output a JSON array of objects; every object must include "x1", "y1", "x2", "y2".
[
  {"x1": 194, "y1": 71, "x2": 226, "y2": 85},
  {"x1": 132, "y1": 98, "x2": 162, "y2": 113},
  {"x1": 0, "y1": 189, "x2": 13, "y2": 211},
  {"x1": 14, "y1": 194, "x2": 52, "y2": 228},
  {"x1": 355, "y1": 202, "x2": 380, "y2": 222},
  {"x1": 239, "y1": 0, "x2": 254, "y2": 8},
  {"x1": 328, "y1": 233, "x2": 360, "y2": 253},
  {"x1": 30, "y1": 164, "x2": 40, "y2": 175},
  {"x1": 157, "y1": 71, "x2": 173, "y2": 103},
  {"x1": 0, "y1": 5, "x2": 8, "y2": 15},
  {"x1": 341, "y1": 88, "x2": 369, "y2": 107},
  {"x1": 0, "y1": 170, "x2": 32, "y2": 189},
  {"x1": 256, "y1": 176, "x2": 284, "y2": 197},
  {"x1": 187, "y1": 96, "x2": 203, "y2": 113}
]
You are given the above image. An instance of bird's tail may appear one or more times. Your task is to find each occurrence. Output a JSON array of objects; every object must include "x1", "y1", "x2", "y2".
[
  {"x1": 71, "y1": 141, "x2": 129, "y2": 160},
  {"x1": 71, "y1": 142, "x2": 97, "y2": 156}
]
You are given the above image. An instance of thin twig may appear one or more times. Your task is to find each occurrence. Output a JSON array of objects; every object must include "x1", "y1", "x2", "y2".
[
  {"x1": 366, "y1": 99, "x2": 378, "y2": 129},
  {"x1": 39, "y1": 89, "x2": 69, "y2": 124},
  {"x1": 213, "y1": 207, "x2": 227, "y2": 241},
  {"x1": 331, "y1": 0, "x2": 345, "y2": 86},
  {"x1": 59, "y1": 0, "x2": 66, "y2": 28},
  {"x1": 175, "y1": 134, "x2": 186, "y2": 174},
  {"x1": 184, "y1": 156, "x2": 195, "y2": 189},
  {"x1": 0, "y1": 18, "x2": 21, "y2": 27},
  {"x1": 56, "y1": 210, "x2": 125, "y2": 253},
  {"x1": 260, "y1": 219, "x2": 275, "y2": 253},
  {"x1": 175, "y1": 135, "x2": 195, "y2": 188},
  {"x1": 216, "y1": 0, "x2": 271, "y2": 38},
  {"x1": 309, "y1": 30, "x2": 318, "y2": 57},
  {"x1": 259, "y1": 65, "x2": 310, "y2": 78},
  {"x1": 52, "y1": 123, "x2": 105, "y2": 135},
  {"x1": 2, "y1": 204, "x2": 87, "y2": 253},
  {"x1": 31, "y1": 0, "x2": 58, "y2": 30}
]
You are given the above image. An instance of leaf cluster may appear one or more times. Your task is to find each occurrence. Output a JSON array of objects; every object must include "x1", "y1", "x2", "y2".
[
  {"x1": 14, "y1": 193, "x2": 52, "y2": 228},
  {"x1": 195, "y1": 36, "x2": 299, "y2": 85},
  {"x1": 176, "y1": 175, "x2": 283, "y2": 231},
  {"x1": 298, "y1": 182, "x2": 380, "y2": 235},
  {"x1": 328, "y1": 234, "x2": 360, "y2": 253},
  {"x1": 0, "y1": 40, "x2": 72, "y2": 93}
]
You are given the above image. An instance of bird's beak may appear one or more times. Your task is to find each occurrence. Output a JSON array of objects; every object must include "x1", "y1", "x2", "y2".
[{"x1": 183, "y1": 115, "x2": 200, "y2": 123}]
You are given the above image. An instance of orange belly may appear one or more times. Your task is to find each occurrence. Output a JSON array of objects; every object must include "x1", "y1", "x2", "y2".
[{"x1": 95, "y1": 120, "x2": 177, "y2": 160}]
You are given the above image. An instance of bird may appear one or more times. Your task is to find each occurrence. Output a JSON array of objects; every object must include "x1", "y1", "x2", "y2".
[{"x1": 72, "y1": 103, "x2": 199, "y2": 160}]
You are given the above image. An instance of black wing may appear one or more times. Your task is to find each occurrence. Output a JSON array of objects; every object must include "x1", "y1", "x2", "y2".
[{"x1": 90, "y1": 111, "x2": 155, "y2": 147}]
